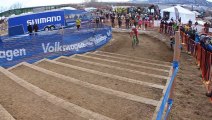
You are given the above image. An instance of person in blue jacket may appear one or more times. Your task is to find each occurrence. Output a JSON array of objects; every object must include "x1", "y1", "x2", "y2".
[
  {"x1": 205, "y1": 37, "x2": 212, "y2": 52},
  {"x1": 195, "y1": 33, "x2": 200, "y2": 43}
]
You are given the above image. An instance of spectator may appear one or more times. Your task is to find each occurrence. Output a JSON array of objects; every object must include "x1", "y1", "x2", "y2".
[
  {"x1": 111, "y1": 14, "x2": 115, "y2": 28},
  {"x1": 136, "y1": 14, "x2": 140, "y2": 21},
  {"x1": 195, "y1": 21, "x2": 198, "y2": 26},
  {"x1": 171, "y1": 17, "x2": 174, "y2": 22},
  {"x1": 160, "y1": 20, "x2": 164, "y2": 33},
  {"x1": 188, "y1": 19, "x2": 192, "y2": 27},
  {"x1": 130, "y1": 17, "x2": 134, "y2": 28},
  {"x1": 138, "y1": 18, "x2": 142, "y2": 30},
  {"x1": 170, "y1": 36, "x2": 175, "y2": 50},
  {"x1": 100, "y1": 14, "x2": 105, "y2": 24},
  {"x1": 76, "y1": 18, "x2": 81, "y2": 31},
  {"x1": 96, "y1": 15, "x2": 100, "y2": 28},
  {"x1": 184, "y1": 25, "x2": 190, "y2": 34},
  {"x1": 106, "y1": 13, "x2": 109, "y2": 20},
  {"x1": 33, "y1": 23, "x2": 39, "y2": 34},
  {"x1": 164, "y1": 21, "x2": 168, "y2": 33},
  {"x1": 125, "y1": 14, "x2": 130, "y2": 29},
  {"x1": 27, "y1": 23, "x2": 33, "y2": 35},
  {"x1": 168, "y1": 21, "x2": 173, "y2": 35},
  {"x1": 204, "y1": 22, "x2": 210, "y2": 33},
  {"x1": 155, "y1": 15, "x2": 158, "y2": 20},
  {"x1": 118, "y1": 15, "x2": 122, "y2": 28},
  {"x1": 165, "y1": 15, "x2": 169, "y2": 21},
  {"x1": 134, "y1": 16, "x2": 138, "y2": 27},
  {"x1": 144, "y1": 19, "x2": 148, "y2": 30}
]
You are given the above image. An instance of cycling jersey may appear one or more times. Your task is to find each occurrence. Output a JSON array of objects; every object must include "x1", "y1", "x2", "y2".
[{"x1": 132, "y1": 28, "x2": 138, "y2": 35}]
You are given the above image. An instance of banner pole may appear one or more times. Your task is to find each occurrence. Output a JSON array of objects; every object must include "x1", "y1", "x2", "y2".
[{"x1": 169, "y1": 30, "x2": 181, "y2": 101}]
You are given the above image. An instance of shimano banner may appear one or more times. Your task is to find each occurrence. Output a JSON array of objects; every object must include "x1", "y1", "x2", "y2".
[
  {"x1": 0, "y1": 27, "x2": 112, "y2": 68},
  {"x1": 8, "y1": 10, "x2": 65, "y2": 35}
]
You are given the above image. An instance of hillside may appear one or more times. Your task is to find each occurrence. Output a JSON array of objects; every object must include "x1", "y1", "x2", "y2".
[{"x1": 130, "y1": 0, "x2": 212, "y2": 6}]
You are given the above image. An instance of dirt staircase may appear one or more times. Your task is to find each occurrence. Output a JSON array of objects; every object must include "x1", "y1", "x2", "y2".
[{"x1": 0, "y1": 51, "x2": 172, "y2": 120}]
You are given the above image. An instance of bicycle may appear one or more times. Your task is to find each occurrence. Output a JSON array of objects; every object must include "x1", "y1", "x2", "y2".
[{"x1": 132, "y1": 35, "x2": 138, "y2": 49}]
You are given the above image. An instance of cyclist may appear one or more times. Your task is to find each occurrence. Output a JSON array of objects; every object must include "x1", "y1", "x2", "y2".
[{"x1": 130, "y1": 26, "x2": 139, "y2": 45}]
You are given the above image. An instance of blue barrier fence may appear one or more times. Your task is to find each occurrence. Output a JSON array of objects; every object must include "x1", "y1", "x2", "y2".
[
  {"x1": 156, "y1": 61, "x2": 179, "y2": 120},
  {"x1": 0, "y1": 25, "x2": 112, "y2": 68}
]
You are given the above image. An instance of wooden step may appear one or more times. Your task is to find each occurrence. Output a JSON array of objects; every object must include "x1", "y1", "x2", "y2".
[
  {"x1": 35, "y1": 59, "x2": 164, "y2": 100},
  {"x1": 47, "y1": 58, "x2": 164, "y2": 89},
  {"x1": 9, "y1": 63, "x2": 158, "y2": 120},
  {"x1": 75, "y1": 54, "x2": 169, "y2": 76},
  {"x1": 57, "y1": 57, "x2": 169, "y2": 85},
  {"x1": 96, "y1": 51, "x2": 171, "y2": 65},
  {"x1": 88, "y1": 52, "x2": 171, "y2": 70}
]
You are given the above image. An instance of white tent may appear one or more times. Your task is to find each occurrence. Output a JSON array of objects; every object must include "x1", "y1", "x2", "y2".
[
  {"x1": 161, "y1": 6, "x2": 196, "y2": 24},
  {"x1": 192, "y1": 11, "x2": 200, "y2": 17}
]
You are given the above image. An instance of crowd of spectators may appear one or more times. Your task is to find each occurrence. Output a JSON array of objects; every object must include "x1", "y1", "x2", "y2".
[
  {"x1": 159, "y1": 17, "x2": 212, "y2": 97},
  {"x1": 90, "y1": 7, "x2": 156, "y2": 30},
  {"x1": 179, "y1": 21, "x2": 212, "y2": 52}
]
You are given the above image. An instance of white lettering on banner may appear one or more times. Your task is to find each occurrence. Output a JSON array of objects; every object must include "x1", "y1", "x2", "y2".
[
  {"x1": 27, "y1": 16, "x2": 62, "y2": 25},
  {"x1": 42, "y1": 42, "x2": 86, "y2": 53},
  {"x1": 42, "y1": 34, "x2": 108, "y2": 53},
  {"x1": 46, "y1": 17, "x2": 52, "y2": 22},
  {"x1": 0, "y1": 48, "x2": 26, "y2": 61},
  {"x1": 107, "y1": 30, "x2": 112, "y2": 36},
  {"x1": 94, "y1": 35, "x2": 107, "y2": 45}
]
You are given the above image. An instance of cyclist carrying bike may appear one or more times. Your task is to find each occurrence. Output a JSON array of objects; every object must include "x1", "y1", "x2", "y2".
[{"x1": 130, "y1": 26, "x2": 139, "y2": 45}]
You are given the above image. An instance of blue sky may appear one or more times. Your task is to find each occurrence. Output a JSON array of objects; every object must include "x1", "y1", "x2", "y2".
[
  {"x1": 0, "y1": 0, "x2": 128, "y2": 8},
  {"x1": 0, "y1": 0, "x2": 212, "y2": 9}
]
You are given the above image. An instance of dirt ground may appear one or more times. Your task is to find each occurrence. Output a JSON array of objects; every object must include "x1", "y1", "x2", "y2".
[
  {"x1": 0, "y1": 73, "x2": 85, "y2": 120},
  {"x1": 10, "y1": 65, "x2": 155, "y2": 120},
  {"x1": 99, "y1": 32, "x2": 212, "y2": 120},
  {"x1": 1, "y1": 26, "x2": 212, "y2": 119}
]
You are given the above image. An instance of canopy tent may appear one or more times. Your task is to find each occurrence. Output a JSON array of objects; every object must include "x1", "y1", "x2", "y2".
[
  {"x1": 192, "y1": 11, "x2": 200, "y2": 17},
  {"x1": 60, "y1": 7, "x2": 76, "y2": 10},
  {"x1": 84, "y1": 7, "x2": 97, "y2": 12},
  {"x1": 161, "y1": 6, "x2": 196, "y2": 24}
]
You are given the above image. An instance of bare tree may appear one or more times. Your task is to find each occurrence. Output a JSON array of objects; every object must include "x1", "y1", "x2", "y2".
[
  {"x1": 0, "y1": 7, "x2": 7, "y2": 13},
  {"x1": 84, "y1": 0, "x2": 91, "y2": 3},
  {"x1": 90, "y1": 0, "x2": 98, "y2": 2},
  {"x1": 9, "y1": 2, "x2": 23, "y2": 10}
]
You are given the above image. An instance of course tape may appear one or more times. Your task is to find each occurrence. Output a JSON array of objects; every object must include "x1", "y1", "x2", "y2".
[{"x1": 156, "y1": 61, "x2": 179, "y2": 120}]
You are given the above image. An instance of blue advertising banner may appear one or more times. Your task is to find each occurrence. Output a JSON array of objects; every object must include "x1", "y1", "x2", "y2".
[
  {"x1": 8, "y1": 10, "x2": 65, "y2": 34},
  {"x1": 0, "y1": 26, "x2": 112, "y2": 68},
  {"x1": 64, "y1": 10, "x2": 91, "y2": 27}
]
